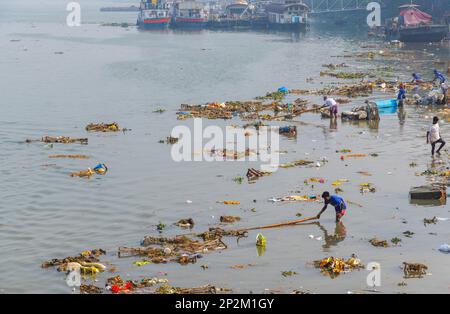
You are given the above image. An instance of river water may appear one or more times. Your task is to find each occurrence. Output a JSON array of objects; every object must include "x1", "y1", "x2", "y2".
[{"x1": 0, "y1": 0, "x2": 449, "y2": 294}]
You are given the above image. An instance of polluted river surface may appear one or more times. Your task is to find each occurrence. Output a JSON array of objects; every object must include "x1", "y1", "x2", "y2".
[{"x1": 1, "y1": 1, "x2": 450, "y2": 294}]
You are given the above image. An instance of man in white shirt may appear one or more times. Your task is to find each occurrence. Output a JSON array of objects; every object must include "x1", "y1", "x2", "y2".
[
  {"x1": 323, "y1": 96, "x2": 338, "y2": 119},
  {"x1": 427, "y1": 116, "x2": 446, "y2": 156}
]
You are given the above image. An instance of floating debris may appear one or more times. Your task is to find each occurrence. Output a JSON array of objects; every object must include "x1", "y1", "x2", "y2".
[
  {"x1": 290, "y1": 82, "x2": 373, "y2": 98},
  {"x1": 133, "y1": 260, "x2": 150, "y2": 267},
  {"x1": 80, "y1": 284, "x2": 103, "y2": 294},
  {"x1": 320, "y1": 71, "x2": 369, "y2": 79},
  {"x1": 403, "y1": 262, "x2": 428, "y2": 279},
  {"x1": 281, "y1": 270, "x2": 298, "y2": 277},
  {"x1": 279, "y1": 126, "x2": 297, "y2": 137},
  {"x1": 156, "y1": 284, "x2": 226, "y2": 294},
  {"x1": 220, "y1": 200, "x2": 240, "y2": 205},
  {"x1": 70, "y1": 168, "x2": 95, "y2": 178},
  {"x1": 85, "y1": 122, "x2": 121, "y2": 132},
  {"x1": 164, "y1": 136, "x2": 179, "y2": 144},
  {"x1": 403, "y1": 231, "x2": 415, "y2": 238},
  {"x1": 41, "y1": 249, "x2": 106, "y2": 271},
  {"x1": 256, "y1": 233, "x2": 266, "y2": 247},
  {"x1": 48, "y1": 154, "x2": 89, "y2": 159},
  {"x1": 233, "y1": 176, "x2": 244, "y2": 184},
  {"x1": 409, "y1": 185, "x2": 446, "y2": 201},
  {"x1": 120, "y1": 234, "x2": 227, "y2": 266},
  {"x1": 175, "y1": 218, "x2": 195, "y2": 229},
  {"x1": 220, "y1": 216, "x2": 241, "y2": 223},
  {"x1": 156, "y1": 222, "x2": 166, "y2": 231},
  {"x1": 70, "y1": 164, "x2": 108, "y2": 178},
  {"x1": 314, "y1": 255, "x2": 363, "y2": 278},
  {"x1": 246, "y1": 168, "x2": 271, "y2": 180},
  {"x1": 322, "y1": 63, "x2": 348, "y2": 70},
  {"x1": 269, "y1": 195, "x2": 319, "y2": 203},
  {"x1": 26, "y1": 136, "x2": 88, "y2": 144},
  {"x1": 360, "y1": 183, "x2": 376, "y2": 193},
  {"x1": 423, "y1": 216, "x2": 438, "y2": 226},
  {"x1": 279, "y1": 159, "x2": 314, "y2": 168},
  {"x1": 391, "y1": 237, "x2": 402, "y2": 245},
  {"x1": 369, "y1": 238, "x2": 389, "y2": 248}
]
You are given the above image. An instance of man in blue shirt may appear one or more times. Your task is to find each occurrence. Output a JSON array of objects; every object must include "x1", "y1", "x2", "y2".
[
  {"x1": 433, "y1": 70, "x2": 448, "y2": 103},
  {"x1": 397, "y1": 83, "x2": 406, "y2": 106},
  {"x1": 411, "y1": 73, "x2": 423, "y2": 83},
  {"x1": 434, "y1": 69, "x2": 446, "y2": 84},
  {"x1": 316, "y1": 191, "x2": 347, "y2": 222}
]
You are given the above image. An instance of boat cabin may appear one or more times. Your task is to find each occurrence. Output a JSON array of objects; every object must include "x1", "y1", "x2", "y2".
[
  {"x1": 266, "y1": 0, "x2": 309, "y2": 25},
  {"x1": 225, "y1": 2, "x2": 249, "y2": 18}
]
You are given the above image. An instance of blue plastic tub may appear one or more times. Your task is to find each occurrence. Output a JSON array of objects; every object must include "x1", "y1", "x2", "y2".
[{"x1": 375, "y1": 99, "x2": 398, "y2": 109}]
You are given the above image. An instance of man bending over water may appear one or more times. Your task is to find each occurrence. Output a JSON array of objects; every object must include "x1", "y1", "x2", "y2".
[{"x1": 316, "y1": 191, "x2": 347, "y2": 222}]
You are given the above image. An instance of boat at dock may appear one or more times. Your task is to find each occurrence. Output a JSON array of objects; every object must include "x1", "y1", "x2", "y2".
[
  {"x1": 208, "y1": 1, "x2": 252, "y2": 30},
  {"x1": 172, "y1": 0, "x2": 209, "y2": 29},
  {"x1": 137, "y1": 0, "x2": 171, "y2": 29},
  {"x1": 387, "y1": 3, "x2": 448, "y2": 42},
  {"x1": 265, "y1": 0, "x2": 309, "y2": 32}
]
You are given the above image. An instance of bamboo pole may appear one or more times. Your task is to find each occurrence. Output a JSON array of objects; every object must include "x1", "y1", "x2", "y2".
[{"x1": 237, "y1": 216, "x2": 318, "y2": 232}]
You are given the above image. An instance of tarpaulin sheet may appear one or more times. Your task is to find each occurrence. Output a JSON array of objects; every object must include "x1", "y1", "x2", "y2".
[{"x1": 400, "y1": 8, "x2": 432, "y2": 26}]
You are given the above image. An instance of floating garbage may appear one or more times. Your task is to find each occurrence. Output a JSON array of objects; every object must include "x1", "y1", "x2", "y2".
[
  {"x1": 80, "y1": 284, "x2": 102, "y2": 294},
  {"x1": 279, "y1": 159, "x2": 314, "y2": 168},
  {"x1": 220, "y1": 216, "x2": 241, "y2": 223},
  {"x1": 120, "y1": 232, "x2": 229, "y2": 266},
  {"x1": 320, "y1": 71, "x2": 369, "y2": 79},
  {"x1": 423, "y1": 217, "x2": 438, "y2": 226},
  {"x1": 164, "y1": 136, "x2": 179, "y2": 144},
  {"x1": 175, "y1": 218, "x2": 195, "y2": 229},
  {"x1": 268, "y1": 195, "x2": 320, "y2": 203},
  {"x1": 279, "y1": 125, "x2": 297, "y2": 137},
  {"x1": 341, "y1": 102, "x2": 380, "y2": 121},
  {"x1": 322, "y1": 63, "x2": 348, "y2": 70},
  {"x1": 26, "y1": 136, "x2": 88, "y2": 144},
  {"x1": 403, "y1": 262, "x2": 428, "y2": 279},
  {"x1": 438, "y1": 244, "x2": 450, "y2": 254},
  {"x1": 409, "y1": 185, "x2": 446, "y2": 200},
  {"x1": 41, "y1": 249, "x2": 106, "y2": 272},
  {"x1": 133, "y1": 260, "x2": 150, "y2": 267},
  {"x1": 360, "y1": 183, "x2": 376, "y2": 193},
  {"x1": 314, "y1": 255, "x2": 363, "y2": 278},
  {"x1": 220, "y1": 200, "x2": 240, "y2": 205},
  {"x1": 70, "y1": 163, "x2": 108, "y2": 177},
  {"x1": 281, "y1": 270, "x2": 298, "y2": 277},
  {"x1": 93, "y1": 163, "x2": 108, "y2": 175},
  {"x1": 369, "y1": 238, "x2": 389, "y2": 248},
  {"x1": 277, "y1": 86, "x2": 289, "y2": 93},
  {"x1": 256, "y1": 233, "x2": 266, "y2": 247},
  {"x1": 70, "y1": 168, "x2": 95, "y2": 178},
  {"x1": 156, "y1": 284, "x2": 226, "y2": 294},
  {"x1": 290, "y1": 82, "x2": 373, "y2": 98},
  {"x1": 246, "y1": 168, "x2": 272, "y2": 180},
  {"x1": 48, "y1": 155, "x2": 89, "y2": 159},
  {"x1": 85, "y1": 122, "x2": 121, "y2": 132}
]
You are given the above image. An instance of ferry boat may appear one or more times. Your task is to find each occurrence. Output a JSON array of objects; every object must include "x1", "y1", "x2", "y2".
[
  {"x1": 265, "y1": 0, "x2": 309, "y2": 32},
  {"x1": 137, "y1": 0, "x2": 171, "y2": 29},
  {"x1": 390, "y1": 3, "x2": 448, "y2": 42},
  {"x1": 172, "y1": 0, "x2": 209, "y2": 29}
]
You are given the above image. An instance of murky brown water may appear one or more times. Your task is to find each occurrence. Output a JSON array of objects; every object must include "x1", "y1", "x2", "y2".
[{"x1": 1, "y1": 0, "x2": 449, "y2": 294}]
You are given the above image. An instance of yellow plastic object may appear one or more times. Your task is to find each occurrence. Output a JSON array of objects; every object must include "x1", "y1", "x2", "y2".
[
  {"x1": 223, "y1": 200, "x2": 240, "y2": 205},
  {"x1": 256, "y1": 233, "x2": 266, "y2": 247}
]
